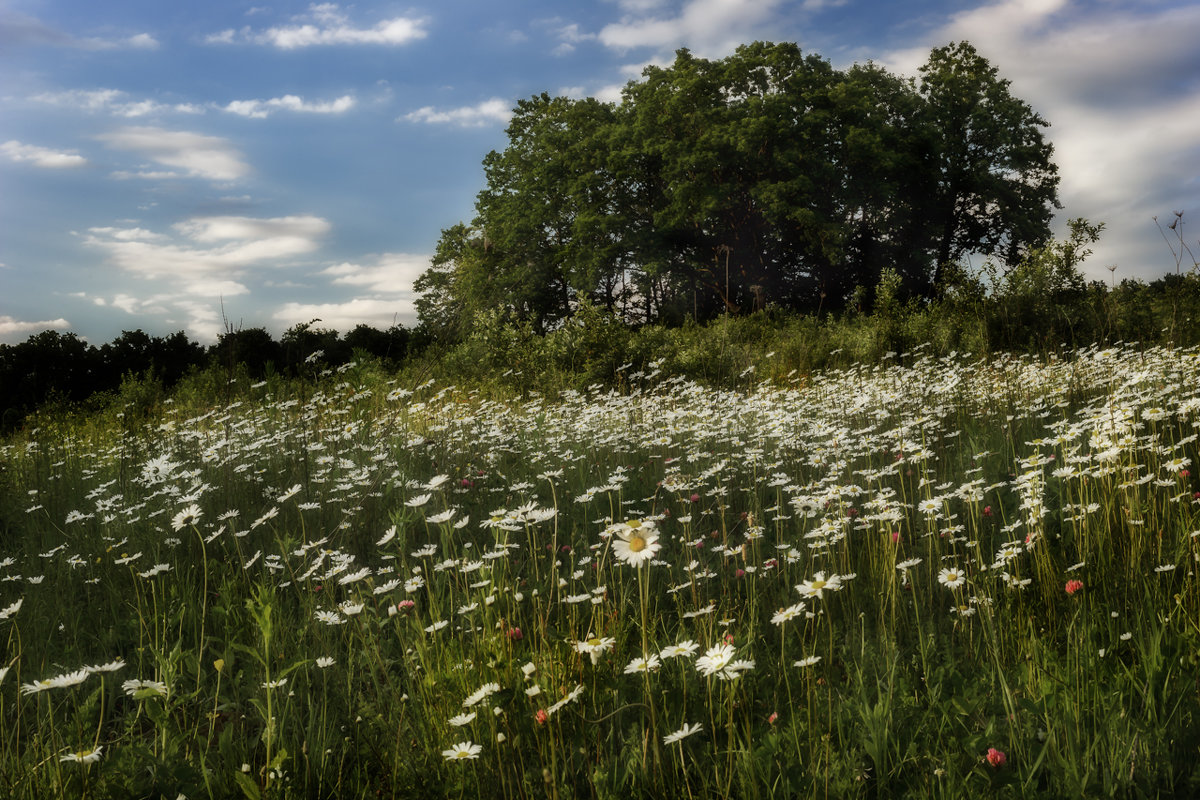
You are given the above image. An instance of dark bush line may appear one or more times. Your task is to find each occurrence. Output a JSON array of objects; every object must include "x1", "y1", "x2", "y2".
[{"x1": 0, "y1": 322, "x2": 423, "y2": 433}]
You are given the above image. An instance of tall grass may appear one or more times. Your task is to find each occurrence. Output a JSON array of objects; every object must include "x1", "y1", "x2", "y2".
[{"x1": 2, "y1": 345, "x2": 1200, "y2": 798}]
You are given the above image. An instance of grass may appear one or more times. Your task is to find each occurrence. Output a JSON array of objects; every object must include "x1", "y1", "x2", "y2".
[{"x1": 2, "y1": 343, "x2": 1200, "y2": 798}]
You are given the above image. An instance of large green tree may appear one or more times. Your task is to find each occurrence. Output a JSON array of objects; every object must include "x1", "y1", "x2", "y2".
[
  {"x1": 415, "y1": 40, "x2": 1061, "y2": 332},
  {"x1": 918, "y1": 41, "x2": 1061, "y2": 288}
]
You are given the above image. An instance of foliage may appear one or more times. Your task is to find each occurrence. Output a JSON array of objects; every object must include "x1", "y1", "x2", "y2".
[{"x1": 416, "y1": 40, "x2": 1060, "y2": 329}]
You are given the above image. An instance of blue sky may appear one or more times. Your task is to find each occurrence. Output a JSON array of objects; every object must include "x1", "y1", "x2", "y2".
[{"x1": 2, "y1": 0, "x2": 1198, "y2": 344}]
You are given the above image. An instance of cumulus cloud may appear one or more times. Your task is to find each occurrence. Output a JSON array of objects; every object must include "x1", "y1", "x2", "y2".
[
  {"x1": 1, "y1": 140, "x2": 87, "y2": 168},
  {"x1": 83, "y1": 214, "x2": 334, "y2": 342},
  {"x1": 95, "y1": 126, "x2": 249, "y2": 181},
  {"x1": 273, "y1": 297, "x2": 417, "y2": 331},
  {"x1": 223, "y1": 94, "x2": 356, "y2": 118},
  {"x1": 881, "y1": 0, "x2": 1200, "y2": 279},
  {"x1": 320, "y1": 254, "x2": 430, "y2": 293},
  {"x1": 207, "y1": 3, "x2": 428, "y2": 49},
  {"x1": 598, "y1": 0, "x2": 789, "y2": 56},
  {"x1": 32, "y1": 89, "x2": 203, "y2": 117},
  {"x1": 0, "y1": 315, "x2": 71, "y2": 338},
  {"x1": 403, "y1": 98, "x2": 512, "y2": 127},
  {"x1": 266, "y1": 254, "x2": 428, "y2": 332},
  {"x1": 85, "y1": 215, "x2": 330, "y2": 280}
]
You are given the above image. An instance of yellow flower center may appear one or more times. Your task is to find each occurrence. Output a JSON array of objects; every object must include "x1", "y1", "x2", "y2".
[
  {"x1": 811, "y1": 580, "x2": 826, "y2": 590},
  {"x1": 628, "y1": 535, "x2": 647, "y2": 553},
  {"x1": 626, "y1": 519, "x2": 642, "y2": 529}
]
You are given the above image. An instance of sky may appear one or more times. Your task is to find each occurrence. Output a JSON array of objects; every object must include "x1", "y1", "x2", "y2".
[{"x1": 2, "y1": 0, "x2": 1198, "y2": 345}]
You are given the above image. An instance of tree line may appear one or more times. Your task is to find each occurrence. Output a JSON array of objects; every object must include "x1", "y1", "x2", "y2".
[
  {"x1": 415, "y1": 40, "x2": 1061, "y2": 337},
  {"x1": 0, "y1": 323, "x2": 420, "y2": 431}
]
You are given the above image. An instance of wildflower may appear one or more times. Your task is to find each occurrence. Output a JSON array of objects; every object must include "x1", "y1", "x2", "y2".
[
  {"x1": 695, "y1": 643, "x2": 736, "y2": 678},
  {"x1": 986, "y1": 747, "x2": 1006, "y2": 768},
  {"x1": 315, "y1": 610, "x2": 345, "y2": 625},
  {"x1": 84, "y1": 659, "x2": 126, "y2": 674},
  {"x1": 659, "y1": 640, "x2": 699, "y2": 660},
  {"x1": 611, "y1": 521, "x2": 662, "y2": 567},
  {"x1": 794, "y1": 655, "x2": 821, "y2": 668},
  {"x1": 60, "y1": 746, "x2": 102, "y2": 764},
  {"x1": 0, "y1": 598, "x2": 22, "y2": 620},
  {"x1": 623, "y1": 655, "x2": 661, "y2": 674},
  {"x1": 463, "y1": 682, "x2": 500, "y2": 707},
  {"x1": 662, "y1": 722, "x2": 703, "y2": 744},
  {"x1": 262, "y1": 677, "x2": 287, "y2": 689},
  {"x1": 1064, "y1": 579, "x2": 1083, "y2": 595},
  {"x1": 21, "y1": 668, "x2": 89, "y2": 695},
  {"x1": 277, "y1": 484, "x2": 302, "y2": 502},
  {"x1": 315, "y1": 657, "x2": 336, "y2": 669},
  {"x1": 795, "y1": 571, "x2": 843, "y2": 600},
  {"x1": 442, "y1": 741, "x2": 482, "y2": 760},
  {"x1": 425, "y1": 620, "x2": 449, "y2": 633},
  {"x1": 771, "y1": 603, "x2": 805, "y2": 625},
  {"x1": 937, "y1": 567, "x2": 966, "y2": 589},
  {"x1": 575, "y1": 635, "x2": 616, "y2": 665},
  {"x1": 170, "y1": 503, "x2": 202, "y2": 532},
  {"x1": 122, "y1": 678, "x2": 168, "y2": 698},
  {"x1": 448, "y1": 711, "x2": 477, "y2": 727},
  {"x1": 534, "y1": 709, "x2": 549, "y2": 725}
]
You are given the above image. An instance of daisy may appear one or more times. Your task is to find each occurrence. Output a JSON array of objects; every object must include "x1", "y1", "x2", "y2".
[
  {"x1": 659, "y1": 640, "x2": 699, "y2": 660},
  {"x1": 442, "y1": 741, "x2": 482, "y2": 761},
  {"x1": 463, "y1": 682, "x2": 500, "y2": 707},
  {"x1": 794, "y1": 655, "x2": 822, "y2": 668},
  {"x1": 623, "y1": 655, "x2": 661, "y2": 674},
  {"x1": 695, "y1": 643, "x2": 736, "y2": 678},
  {"x1": 611, "y1": 523, "x2": 662, "y2": 568},
  {"x1": 795, "y1": 571, "x2": 843, "y2": 600},
  {"x1": 22, "y1": 668, "x2": 89, "y2": 695},
  {"x1": 171, "y1": 503, "x2": 202, "y2": 532},
  {"x1": 662, "y1": 722, "x2": 703, "y2": 745},
  {"x1": 0, "y1": 598, "x2": 22, "y2": 620},
  {"x1": 575, "y1": 635, "x2": 616, "y2": 665},
  {"x1": 84, "y1": 659, "x2": 126, "y2": 674},
  {"x1": 122, "y1": 679, "x2": 168, "y2": 698},
  {"x1": 448, "y1": 711, "x2": 477, "y2": 727},
  {"x1": 771, "y1": 603, "x2": 805, "y2": 625},
  {"x1": 60, "y1": 746, "x2": 102, "y2": 764},
  {"x1": 315, "y1": 657, "x2": 336, "y2": 669},
  {"x1": 937, "y1": 567, "x2": 967, "y2": 589}
]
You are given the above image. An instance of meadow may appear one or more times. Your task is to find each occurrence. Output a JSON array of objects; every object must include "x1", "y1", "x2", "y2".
[{"x1": 3, "y1": 342, "x2": 1200, "y2": 798}]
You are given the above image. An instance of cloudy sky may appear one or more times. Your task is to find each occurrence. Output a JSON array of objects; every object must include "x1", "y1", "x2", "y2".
[{"x1": 2, "y1": 0, "x2": 1198, "y2": 344}]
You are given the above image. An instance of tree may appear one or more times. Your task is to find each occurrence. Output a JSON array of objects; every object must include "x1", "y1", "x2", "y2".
[
  {"x1": 918, "y1": 41, "x2": 1061, "y2": 288},
  {"x1": 415, "y1": 39, "x2": 1063, "y2": 332}
]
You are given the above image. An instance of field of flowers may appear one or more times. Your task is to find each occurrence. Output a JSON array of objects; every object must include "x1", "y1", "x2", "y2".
[{"x1": 3, "y1": 344, "x2": 1200, "y2": 798}]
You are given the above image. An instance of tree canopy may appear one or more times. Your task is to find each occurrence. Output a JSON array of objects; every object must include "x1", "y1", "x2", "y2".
[{"x1": 416, "y1": 40, "x2": 1061, "y2": 335}]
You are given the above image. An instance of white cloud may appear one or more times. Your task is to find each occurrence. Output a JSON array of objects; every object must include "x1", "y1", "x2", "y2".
[
  {"x1": 881, "y1": 0, "x2": 1200, "y2": 280},
  {"x1": 125, "y1": 33, "x2": 159, "y2": 49},
  {"x1": 273, "y1": 297, "x2": 417, "y2": 331},
  {"x1": 403, "y1": 98, "x2": 512, "y2": 127},
  {"x1": 321, "y1": 254, "x2": 430, "y2": 293},
  {"x1": 1, "y1": 140, "x2": 87, "y2": 168},
  {"x1": 96, "y1": 126, "x2": 249, "y2": 181},
  {"x1": 0, "y1": 315, "x2": 71, "y2": 338},
  {"x1": 83, "y1": 214, "x2": 333, "y2": 342},
  {"x1": 209, "y1": 4, "x2": 428, "y2": 49},
  {"x1": 32, "y1": 89, "x2": 204, "y2": 117},
  {"x1": 223, "y1": 94, "x2": 356, "y2": 118},
  {"x1": 598, "y1": 0, "x2": 788, "y2": 56},
  {"x1": 85, "y1": 215, "x2": 330, "y2": 281}
]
